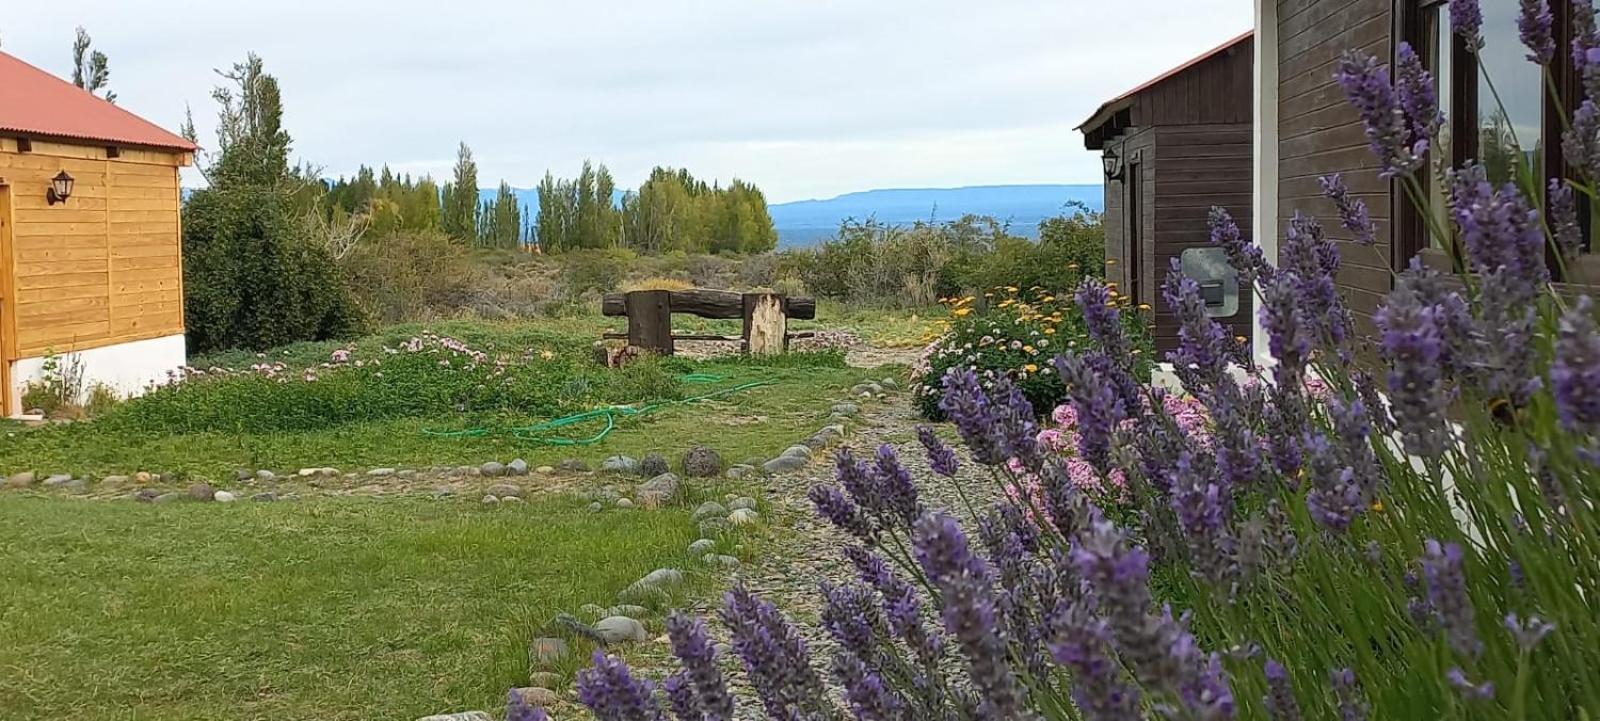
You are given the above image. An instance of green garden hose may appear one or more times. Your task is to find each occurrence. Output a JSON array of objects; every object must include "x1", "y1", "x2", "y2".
[{"x1": 421, "y1": 376, "x2": 774, "y2": 446}]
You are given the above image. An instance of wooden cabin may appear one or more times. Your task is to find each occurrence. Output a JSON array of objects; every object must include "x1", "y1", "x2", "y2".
[
  {"x1": 0, "y1": 51, "x2": 196, "y2": 416},
  {"x1": 1249, "y1": 0, "x2": 1600, "y2": 361},
  {"x1": 1077, "y1": 32, "x2": 1255, "y2": 353}
]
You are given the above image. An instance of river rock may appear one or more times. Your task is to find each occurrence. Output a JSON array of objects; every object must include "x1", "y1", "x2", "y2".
[
  {"x1": 234, "y1": 469, "x2": 253, "y2": 482},
  {"x1": 4, "y1": 472, "x2": 36, "y2": 488},
  {"x1": 681, "y1": 446, "x2": 725, "y2": 478},
  {"x1": 529, "y1": 637, "x2": 570, "y2": 665},
  {"x1": 640, "y1": 452, "x2": 670, "y2": 477},
  {"x1": 763, "y1": 456, "x2": 808, "y2": 474},
  {"x1": 253, "y1": 492, "x2": 278, "y2": 502},
  {"x1": 416, "y1": 712, "x2": 492, "y2": 721},
  {"x1": 482, "y1": 494, "x2": 500, "y2": 505},
  {"x1": 535, "y1": 465, "x2": 556, "y2": 474},
  {"x1": 510, "y1": 686, "x2": 560, "y2": 707},
  {"x1": 508, "y1": 458, "x2": 530, "y2": 476},
  {"x1": 255, "y1": 470, "x2": 277, "y2": 482},
  {"x1": 636, "y1": 473, "x2": 681, "y2": 507},
  {"x1": 480, "y1": 461, "x2": 506, "y2": 477},
  {"x1": 881, "y1": 377, "x2": 900, "y2": 390},
  {"x1": 595, "y1": 616, "x2": 648, "y2": 644},
  {"x1": 602, "y1": 455, "x2": 640, "y2": 475},
  {"x1": 153, "y1": 492, "x2": 183, "y2": 504},
  {"x1": 580, "y1": 603, "x2": 608, "y2": 618},
  {"x1": 688, "y1": 538, "x2": 718, "y2": 556},
  {"x1": 189, "y1": 483, "x2": 216, "y2": 501},
  {"x1": 703, "y1": 554, "x2": 742, "y2": 569},
  {"x1": 485, "y1": 483, "x2": 523, "y2": 499},
  {"x1": 588, "y1": 501, "x2": 604, "y2": 512},
  {"x1": 831, "y1": 402, "x2": 860, "y2": 417},
  {"x1": 43, "y1": 474, "x2": 74, "y2": 487},
  {"x1": 620, "y1": 567, "x2": 684, "y2": 602},
  {"x1": 560, "y1": 458, "x2": 590, "y2": 472},
  {"x1": 368, "y1": 468, "x2": 396, "y2": 478},
  {"x1": 615, "y1": 498, "x2": 635, "y2": 509},
  {"x1": 214, "y1": 490, "x2": 238, "y2": 503},
  {"x1": 135, "y1": 471, "x2": 154, "y2": 483},
  {"x1": 101, "y1": 475, "x2": 130, "y2": 489},
  {"x1": 134, "y1": 488, "x2": 162, "y2": 502},
  {"x1": 729, "y1": 508, "x2": 760, "y2": 526},
  {"x1": 781, "y1": 445, "x2": 813, "y2": 460},
  {"x1": 725, "y1": 464, "x2": 756, "y2": 480},
  {"x1": 729, "y1": 496, "x2": 758, "y2": 511},
  {"x1": 693, "y1": 501, "x2": 728, "y2": 522}
]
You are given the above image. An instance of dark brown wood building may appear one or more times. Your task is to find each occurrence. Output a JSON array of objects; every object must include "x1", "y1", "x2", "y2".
[{"x1": 1078, "y1": 31, "x2": 1255, "y2": 352}]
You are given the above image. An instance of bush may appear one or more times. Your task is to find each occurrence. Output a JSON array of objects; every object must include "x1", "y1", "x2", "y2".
[
  {"x1": 183, "y1": 185, "x2": 366, "y2": 354},
  {"x1": 343, "y1": 230, "x2": 475, "y2": 323},
  {"x1": 911, "y1": 282, "x2": 1151, "y2": 419},
  {"x1": 558, "y1": 248, "x2": 636, "y2": 300}
]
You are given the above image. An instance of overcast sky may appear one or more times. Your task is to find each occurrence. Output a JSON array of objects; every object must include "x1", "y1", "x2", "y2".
[{"x1": 4, "y1": 1, "x2": 1250, "y2": 202}]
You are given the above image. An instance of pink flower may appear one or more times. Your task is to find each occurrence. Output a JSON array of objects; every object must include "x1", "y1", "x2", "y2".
[
  {"x1": 1036, "y1": 428, "x2": 1070, "y2": 452},
  {"x1": 1051, "y1": 404, "x2": 1079, "y2": 428},
  {"x1": 331, "y1": 349, "x2": 351, "y2": 363}
]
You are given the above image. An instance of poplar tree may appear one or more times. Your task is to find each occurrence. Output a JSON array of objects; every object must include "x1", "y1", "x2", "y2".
[{"x1": 70, "y1": 26, "x2": 115, "y2": 102}]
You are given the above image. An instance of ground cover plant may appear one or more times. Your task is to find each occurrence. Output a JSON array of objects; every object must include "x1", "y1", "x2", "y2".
[
  {"x1": 555, "y1": 3, "x2": 1600, "y2": 719},
  {"x1": 0, "y1": 319, "x2": 884, "y2": 479}
]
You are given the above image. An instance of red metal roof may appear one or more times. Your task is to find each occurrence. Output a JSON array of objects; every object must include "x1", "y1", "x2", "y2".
[
  {"x1": 0, "y1": 51, "x2": 197, "y2": 152},
  {"x1": 1076, "y1": 30, "x2": 1254, "y2": 133}
]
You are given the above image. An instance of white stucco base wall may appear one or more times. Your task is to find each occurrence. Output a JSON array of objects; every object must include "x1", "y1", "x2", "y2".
[{"x1": 9, "y1": 334, "x2": 187, "y2": 412}]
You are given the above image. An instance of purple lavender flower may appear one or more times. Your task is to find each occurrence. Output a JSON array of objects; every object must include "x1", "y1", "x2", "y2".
[
  {"x1": 1564, "y1": 99, "x2": 1600, "y2": 183},
  {"x1": 912, "y1": 513, "x2": 1027, "y2": 721},
  {"x1": 1303, "y1": 433, "x2": 1365, "y2": 533},
  {"x1": 1048, "y1": 602, "x2": 1143, "y2": 721},
  {"x1": 1279, "y1": 212, "x2": 1354, "y2": 357},
  {"x1": 1519, "y1": 0, "x2": 1556, "y2": 63},
  {"x1": 1452, "y1": 0, "x2": 1484, "y2": 50},
  {"x1": 1053, "y1": 352, "x2": 1125, "y2": 474},
  {"x1": 665, "y1": 612, "x2": 736, "y2": 721},
  {"x1": 1447, "y1": 668, "x2": 1496, "y2": 700},
  {"x1": 992, "y1": 375, "x2": 1044, "y2": 470},
  {"x1": 809, "y1": 484, "x2": 876, "y2": 543},
  {"x1": 1331, "y1": 668, "x2": 1369, "y2": 721},
  {"x1": 939, "y1": 368, "x2": 1007, "y2": 466},
  {"x1": 1576, "y1": 0, "x2": 1600, "y2": 99},
  {"x1": 1208, "y1": 206, "x2": 1272, "y2": 285},
  {"x1": 1553, "y1": 297, "x2": 1600, "y2": 434},
  {"x1": 869, "y1": 444, "x2": 923, "y2": 529},
  {"x1": 1336, "y1": 50, "x2": 1424, "y2": 178},
  {"x1": 1163, "y1": 259, "x2": 1238, "y2": 393},
  {"x1": 1261, "y1": 273, "x2": 1315, "y2": 385},
  {"x1": 832, "y1": 653, "x2": 906, "y2": 721},
  {"x1": 1421, "y1": 540, "x2": 1483, "y2": 659},
  {"x1": 577, "y1": 651, "x2": 669, "y2": 721},
  {"x1": 1168, "y1": 452, "x2": 1235, "y2": 588},
  {"x1": 720, "y1": 584, "x2": 831, "y2": 720},
  {"x1": 1318, "y1": 174, "x2": 1376, "y2": 246},
  {"x1": 1263, "y1": 659, "x2": 1301, "y2": 721},
  {"x1": 1447, "y1": 163, "x2": 1549, "y2": 289},
  {"x1": 1071, "y1": 520, "x2": 1235, "y2": 718},
  {"x1": 1394, "y1": 43, "x2": 1442, "y2": 156},
  {"x1": 1375, "y1": 285, "x2": 1455, "y2": 458},
  {"x1": 1504, "y1": 613, "x2": 1557, "y2": 651},
  {"x1": 1550, "y1": 179, "x2": 1583, "y2": 258},
  {"x1": 1476, "y1": 272, "x2": 1546, "y2": 407},
  {"x1": 508, "y1": 688, "x2": 551, "y2": 721},
  {"x1": 820, "y1": 581, "x2": 884, "y2": 662},
  {"x1": 843, "y1": 545, "x2": 945, "y2": 665},
  {"x1": 1078, "y1": 277, "x2": 1130, "y2": 358},
  {"x1": 662, "y1": 672, "x2": 699, "y2": 721},
  {"x1": 916, "y1": 425, "x2": 960, "y2": 477}
]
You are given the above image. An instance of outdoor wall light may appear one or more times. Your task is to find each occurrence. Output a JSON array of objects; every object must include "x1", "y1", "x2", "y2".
[
  {"x1": 1102, "y1": 146, "x2": 1124, "y2": 181},
  {"x1": 47, "y1": 170, "x2": 75, "y2": 205}
]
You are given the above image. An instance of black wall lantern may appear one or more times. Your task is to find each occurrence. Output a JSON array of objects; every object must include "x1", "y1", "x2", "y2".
[
  {"x1": 1101, "y1": 145, "x2": 1124, "y2": 181},
  {"x1": 46, "y1": 170, "x2": 75, "y2": 205}
]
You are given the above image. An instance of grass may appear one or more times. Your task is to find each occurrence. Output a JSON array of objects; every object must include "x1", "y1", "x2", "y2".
[{"x1": 0, "y1": 494, "x2": 720, "y2": 721}]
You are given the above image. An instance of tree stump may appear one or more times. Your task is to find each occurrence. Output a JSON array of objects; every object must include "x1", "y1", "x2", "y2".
[{"x1": 742, "y1": 293, "x2": 787, "y2": 356}]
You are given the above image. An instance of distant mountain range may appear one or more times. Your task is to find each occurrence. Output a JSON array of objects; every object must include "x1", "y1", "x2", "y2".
[{"x1": 480, "y1": 182, "x2": 1104, "y2": 248}]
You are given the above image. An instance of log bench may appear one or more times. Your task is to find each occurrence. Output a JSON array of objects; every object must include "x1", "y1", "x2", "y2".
[{"x1": 599, "y1": 289, "x2": 817, "y2": 356}]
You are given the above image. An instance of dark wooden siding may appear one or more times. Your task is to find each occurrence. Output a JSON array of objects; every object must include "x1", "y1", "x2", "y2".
[
  {"x1": 1277, "y1": 0, "x2": 1394, "y2": 339},
  {"x1": 1151, "y1": 124, "x2": 1255, "y2": 352},
  {"x1": 1102, "y1": 127, "x2": 1157, "y2": 317},
  {"x1": 1129, "y1": 41, "x2": 1254, "y2": 128}
]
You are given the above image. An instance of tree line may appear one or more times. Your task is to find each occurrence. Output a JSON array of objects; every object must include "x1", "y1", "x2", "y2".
[{"x1": 534, "y1": 164, "x2": 779, "y2": 254}]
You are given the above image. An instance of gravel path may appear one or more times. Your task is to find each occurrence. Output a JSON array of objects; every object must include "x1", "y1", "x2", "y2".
[{"x1": 682, "y1": 389, "x2": 1001, "y2": 719}]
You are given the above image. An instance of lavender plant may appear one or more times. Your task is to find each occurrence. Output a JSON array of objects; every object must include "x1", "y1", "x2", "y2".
[{"x1": 562, "y1": 1, "x2": 1600, "y2": 718}]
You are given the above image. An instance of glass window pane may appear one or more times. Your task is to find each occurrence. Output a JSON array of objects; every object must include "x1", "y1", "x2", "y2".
[
  {"x1": 1477, "y1": 0, "x2": 1544, "y2": 185},
  {"x1": 1425, "y1": 4, "x2": 1453, "y2": 250}
]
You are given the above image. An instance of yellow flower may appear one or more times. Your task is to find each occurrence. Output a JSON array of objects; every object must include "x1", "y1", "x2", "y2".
[
  {"x1": 1005, "y1": 286, "x2": 1019, "y2": 293},
  {"x1": 539, "y1": 350, "x2": 556, "y2": 360},
  {"x1": 953, "y1": 307, "x2": 973, "y2": 317},
  {"x1": 1068, "y1": 263, "x2": 1080, "y2": 269},
  {"x1": 1138, "y1": 303, "x2": 1153, "y2": 311},
  {"x1": 1372, "y1": 500, "x2": 1385, "y2": 513},
  {"x1": 1044, "y1": 328, "x2": 1057, "y2": 335},
  {"x1": 1105, "y1": 258, "x2": 1118, "y2": 266},
  {"x1": 1024, "y1": 363, "x2": 1039, "y2": 373}
]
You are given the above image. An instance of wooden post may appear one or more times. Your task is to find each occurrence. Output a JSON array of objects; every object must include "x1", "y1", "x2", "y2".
[
  {"x1": 624, "y1": 290, "x2": 674, "y2": 355},
  {"x1": 742, "y1": 292, "x2": 787, "y2": 356}
]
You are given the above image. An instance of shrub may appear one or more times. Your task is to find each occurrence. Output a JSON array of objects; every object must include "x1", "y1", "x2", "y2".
[
  {"x1": 183, "y1": 185, "x2": 366, "y2": 353},
  {"x1": 342, "y1": 230, "x2": 475, "y2": 323},
  {"x1": 19, "y1": 352, "x2": 85, "y2": 417},
  {"x1": 911, "y1": 282, "x2": 1151, "y2": 419},
  {"x1": 558, "y1": 248, "x2": 636, "y2": 300}
]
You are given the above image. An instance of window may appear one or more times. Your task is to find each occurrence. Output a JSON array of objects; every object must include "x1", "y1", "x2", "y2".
[{"x1": 1398, "y1": 0, "x2": 1588, "y2": 273}]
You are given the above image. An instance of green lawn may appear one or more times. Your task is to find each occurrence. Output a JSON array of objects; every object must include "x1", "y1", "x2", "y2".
[{"x1": 0, "y1": 494, "x2": 715, "y2": 721}]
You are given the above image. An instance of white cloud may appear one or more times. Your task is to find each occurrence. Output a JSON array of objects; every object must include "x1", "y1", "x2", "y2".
[{"x1": 3, "y1": 0, "x2": 1250, "y2": 202}]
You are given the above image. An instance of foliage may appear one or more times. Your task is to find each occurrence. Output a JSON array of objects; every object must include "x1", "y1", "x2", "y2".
[
  {"x1": 911, "y1": 284, "x2": 1151, "y2": 419},
  {"x1": 536, "y1": 161, "x2": 622, "y2": 252},
  {"x1": 440, "y1": 142, "x2": 480, "y2": 242},
  {"x1": 19, "y1": 352, "x2": 86, "y2": 418},
  {"x1": 341, "y1": 230, "x2": 476, "y2": 323},
  {"x1": 617, "y1": 167, "x2": 777, "y2": 254},
  {"x1": 789, "y1": 210, "x2": 1106, "y2": 308},
  {"x1": 183, "y1": 54, "x2": 365, "y2": 354},
  {"x1": 69, "y1": 26, "x2": 113, "y2": 102}
]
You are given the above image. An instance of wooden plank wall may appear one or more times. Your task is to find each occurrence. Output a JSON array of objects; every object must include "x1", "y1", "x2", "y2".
[
  {"x1": 1152, "y1": 124, "x2": 1255, "y2": 352},
  {"x1": 1102, "y1": 127, "x2": 1158, "y2": 320},
  {"x1": 1277, "y1": 0, "x2": 1395, "y2": 339},
  {"x1": 0, "y1": 138, "x2": 185, "y2": 359}
]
